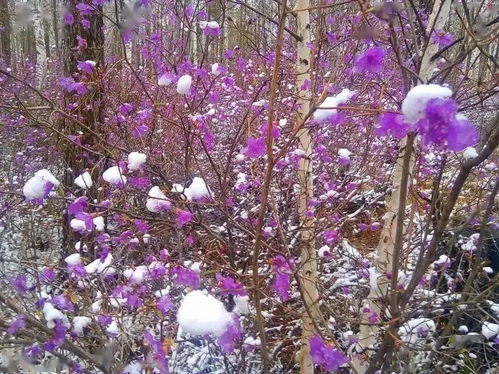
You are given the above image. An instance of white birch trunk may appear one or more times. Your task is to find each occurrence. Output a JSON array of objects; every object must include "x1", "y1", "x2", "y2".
[
  {"x1": 32, "y1": 0, "x2": 47, "y2": 88},
  {"x1": 295, "y1": 1, "x2": 320, "y2": 373},
  {"x1": 354, "y1": 0, "x2": 452, "y2": 372}
]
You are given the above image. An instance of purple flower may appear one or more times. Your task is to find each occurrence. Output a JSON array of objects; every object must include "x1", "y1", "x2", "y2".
[
  {"x1": 126, "y1": 293, "x2": 143, "y2": 309},
  {"x1": 323, "y1": 229, "x2": 341, "y2": 245},
  {"x1": 7, "y1": 315, "x2": 26, "y2": 334},
  {"x1": 202, "y1": 22, "x2": 221, "y2": 37},
  {"x1": 96, "y1": 314, "x2": 112, "y2": 326},
  {"x1": 217, "y1": 315, "x2": 242, "y2": 353},
  {"x1": 156, "y1": 295, "x2": 174, "y2": 316},
  {"x1": 68, "y1": 196, "x2": 88, "y2": 215},
  {"x1": 271, "y1": 255, "x2": 293, "y2": 274},
  {"x1": 446, "y1": 117, "x2": 479, "y2": 151},
  {"x1": 44, "y1": 320, "x2": 67, "y2": 351},
  {"x1": 176, "y1": 210, "x2": 193, "y2": 228},
  {"x1": 375, "y1": 113, "x2": 409, "y2": 138},
  {"x1": 77, "y1": 60, "x2": 96, "y2": 74},
  {"x1": 63, "y1": 11, "x2": 74, "y2": 25},
  {"x1": 40, "y1": 268, "x2": 56, "y2": 283},
  {"x1": 260, "y1": 123, "x2": 280, "y2": 139},
  {"x1": 144, "y1": 330, "x2": 169, "y2": 373},
  {"x1": 12, "y1": 275, "x2": 31, "y2": 295},
  {"x1": 76, "y1": 35, "x2": 87, "y2": 49},
  {"x1": 75, "y1": 212, "x2": 96, "y2": 231},
  {"x1": 432, "y1": 30, "x2": 454, "y2": 48},
  {"x1": 76, "y1": 3, "x2": 93, "y2": 16},
  {"x1": 355, "y1": 47, "x2": 386, "y2": 73},
  {"x1": 309, "y1": 336, "x2": 348, "y2": 371},
  {"x1": 418, "y1": 99, "x2": 479, "y2": 151},
  {"x1": 216, "y1": 274, "x2": 247, "y2": 296},
  {"x1": 23, "y1": 344, "x2": 42, "y2": 360},
  {"x1": 59, "y1": 77, "x2": 87, "y2": 95},
  {"x1": 244, "y1": 137, "x2": 266, "y2": 158},
  {"x1": 368, "y1": 312, "x2": 380, "y2": 324},
  {"x1": 130, "y1": 176, "x2": 150, "y2": 189},
  {"x1": 68, "y1": 263, "x2": 87, "y2": 278},
  {"x1": 51, "y1": 295, "x2": 74, "y2": 312},
  {"x1": 272, "y1": 273, "x2": 291, "y2": 302},
  {"x1": 132, "y1": 124, "x2": 149, "y2": 138},
  {"x1": 172, "y1": 266, "x2": 200, "y2": 289},
  {"x1": 150, "y1": 264, "x2": 166, "y2": 279},
  {"x1": 118, "y1": 103, "x2": 134, "y2": 114},
  {"x1": 134, "y1": 219, "x2": 148, "y2": 233}
]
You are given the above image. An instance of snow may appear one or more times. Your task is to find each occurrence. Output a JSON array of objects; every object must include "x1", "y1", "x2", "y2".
[
  {"x1": 122, "y1": 361, "x2": 143, "y2": 374},
  {"x1": 177, "y1": 74, "x2": 192, "y2": 95},
  {"x1": 481, "y1": 322, "x2": 499, "y2": 339},
  {"x1": 177, "y1": 290, "x2": 233, "y2": 337},
  {"x1": 172, "y1": 177, "x2": 211, "y2": 201},
  {"x1": 252, "y1": 99, "x2": 268, "y2": 107},
  {"x1": 64, "y1": 253, "x2": 82, "y2": 266},
  {"x1": 106, "y1": 319, "x2": 119, "y2": 335},
  {"x1": 93, "y1": 216, "x2": 104, "y2": 231},
  {"x1": 318, "y1": 245, "x2": 331, "y2": 258},
  {"x1": 398, "y1": 318, "x2": 435, "y2": 345},
  {"x1": 401, "y1": 84, "x2": 452, "y2": 124},
  {"x1": 462, "y1": 147, "x2": 478, "y2": 159},
  {"x1": 85, "y1": 253, "x2": 113, "y2": 274},
  {"x1": 102, "y1": 166, "x2": 127, "y2": 185},
  {"x1": 43, "y1": 303, "x2": 70, "y2": 329},
  {"x1": 124, "y1": 265, "x2": 148, "y2": 284},
  {"x1": 200, "y1": 21, "x2": 220, "y2": 30},
  {"x1": 23, "y1": 169, "x2": 60, "y2": 200},
  {"x1": 74, "y1": 171, "x2": 93, "y2": 189},
  {"x1": 434, "y1": 255, "x2": 450, "y2": 266},
  {"x1": 314, "y1": 88, "x2": 355, "y2": 121},
  {"x1": 146, "y1": 186, "x2": 172, "y2": 212},
  {"x1": 458, "y1": 325, "x2": 468, "y2": 333},
  {"x1": 70, "y1": 218, "x2": 87, "y2": 232},
  {"x1": 72, "y1": 316, "x2": 92, "y2": 335},
  {"x1": 128, "y1": 152, "x2": 147, "y2": 171},
  {"x1": 158, "y1": 72, "x2": 174, "y2": 86},
  {"x1": 338, "y1": 148, "x2": 352, "y2": 158},
  {"x1": 211, "y1": 63, "x2": 222, "y2": 76},
  {"x1": 483, "y1": 267, "x2": 493, "y2": 274},
  {"x1": 234, "y1": 295, "x2": 250, "y2": 315}
]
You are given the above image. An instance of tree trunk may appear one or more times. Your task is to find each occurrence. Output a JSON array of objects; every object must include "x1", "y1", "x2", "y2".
[
  {"x1": 33, "y1": 0, "x2": 47, "y2": 87},
  {"x1": 295, "y1": 1, "x2": 320, "y2": 373},
  {"x1": 355, "y1": 0, "x2": 452, "y2": 372},
  {"x1": 61, "y1": 0, "x2": 105, "y2": 252},
  {"x1": 0, "y1": 0, "x2": 12, "y2": 65}
]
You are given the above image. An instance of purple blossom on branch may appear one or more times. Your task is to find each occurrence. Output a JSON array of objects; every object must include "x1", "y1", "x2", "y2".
[
  {"x1": 172, "y1": 266, "x2": 200, "y2": 289},
  {"x1": 309, "y1": 336, "x2": 349, "y2": 371},
  {"x1": 7, "y1": 315, "x2": 26, "y2": 334},
  {"x1": 244, "y1": 137, "x2": 266, "y2": 158},
  {"x1": 216, "y1": 273, "x2": 247, "y2": 296},
  {"x1": 176, "y1": 210, "x2": 193, "y2": 228},
  {"x1": 355, "y1": 47, "x2": 386, "y2": 73}
]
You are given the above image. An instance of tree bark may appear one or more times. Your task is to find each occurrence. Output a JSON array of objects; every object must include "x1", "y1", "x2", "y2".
[
  {"x1": 61, "y1": 0, "x2": 105, "y2": 252},
  {"x1": 0, "y1": 0, "x2": 12, "y2": 65},
  {"x1": 295, "y1": 1, "x2": 320, "y2": 373},
  {"x1": 33, "y1": 0, "x2": 47, "y2": 87}
]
